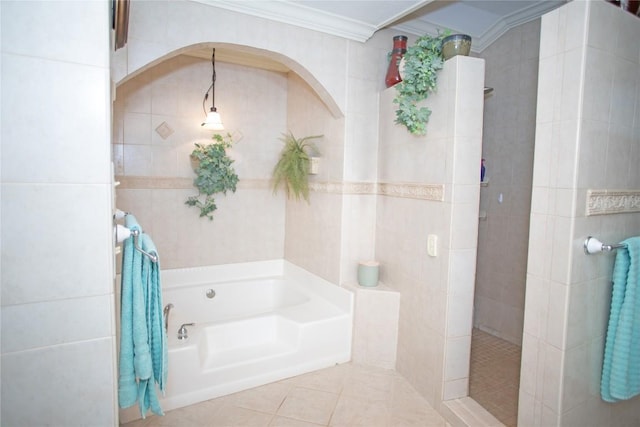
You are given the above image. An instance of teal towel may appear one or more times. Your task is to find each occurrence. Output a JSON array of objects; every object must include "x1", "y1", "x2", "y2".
[
  {"x1": 601, "y1": 236, "x2": 640, "y2": 402},
  {"x1": 118, "y1": 216, "x2": 141, "y2": 409},
  {"x1": 137, "y1": 233, "x2": 167, "y2": 417},
  {"x1": 118, "y1": 215, "x2": 167, "y2": 417}
]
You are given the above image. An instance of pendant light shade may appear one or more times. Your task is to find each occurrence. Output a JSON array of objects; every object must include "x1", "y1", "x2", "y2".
[
  {"x1": 202, "y1": 109, "x2": 224, "y2": 130},
  {"x1": 201, "y1": 48, "x2": 224, "y2": 130}
]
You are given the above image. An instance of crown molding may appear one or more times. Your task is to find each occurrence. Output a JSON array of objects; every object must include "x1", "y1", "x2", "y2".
[
  {"x1": 192, "y1": 0, "x2": 377, "y2": 42},
  {"x1": 476, "y1": 0, "x2": 565, "y2": 51},
  {"x1": 393, "y1": 0, "x2": 566, "y2": 53}
]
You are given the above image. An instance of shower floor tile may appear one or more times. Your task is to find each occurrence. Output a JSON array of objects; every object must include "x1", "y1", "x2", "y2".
[
  {"x1": 121, "y1": 363, "x2": 450, "y2": 427},
  {"x1": 469, "y1": 328, "x2": 521, "y2": 427}
]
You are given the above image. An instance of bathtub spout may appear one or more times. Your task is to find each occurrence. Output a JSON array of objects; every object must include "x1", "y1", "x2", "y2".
[
  {"x1": 178, "y1": 323, "x2": 195, "y2": 340},
  {"x1": 163, "y1": 303, "x2": 174, "y2": 333}
]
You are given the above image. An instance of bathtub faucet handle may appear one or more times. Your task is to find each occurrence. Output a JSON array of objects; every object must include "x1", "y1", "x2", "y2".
[{"x1": 178, "y1": 323, "x2": 195, "y2": 340}]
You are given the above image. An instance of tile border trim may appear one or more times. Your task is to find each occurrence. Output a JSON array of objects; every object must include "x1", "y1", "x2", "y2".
[
  {"x1": 116, "y1": 176, "x2": 445, "y2": 201},
  {"x1": 310, "y1": 181, "x2": 444, "y2": 200},
  {"x1": 587, "y1": 189, "x2": 640, "y2": 216},
  {"x1": 116, "y1": 176, "x2": 270, "y2": 190},
  {"x1": 378, "y1": 182, "x2": 445, "y2": 201}
]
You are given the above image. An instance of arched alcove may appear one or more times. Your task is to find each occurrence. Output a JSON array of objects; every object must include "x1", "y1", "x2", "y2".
[{"x1": 116, "y1": 42, "x2": 343, "y2": 120}]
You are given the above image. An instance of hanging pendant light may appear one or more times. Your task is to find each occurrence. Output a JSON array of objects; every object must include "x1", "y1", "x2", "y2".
[{"x1": 201, "y1": 48, "x2": 224, "y2": 130}]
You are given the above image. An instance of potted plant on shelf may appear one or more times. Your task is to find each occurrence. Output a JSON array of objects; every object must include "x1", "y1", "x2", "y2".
[
  {"x1": 393, "y1": 31, "x2": 449, "y2": 135},
  {"x1": 272, "y1": 132, "x2": 322, "y2": 202},
  {"x1": 185, "y1": 132, "x2": 239, "y2": 220}
]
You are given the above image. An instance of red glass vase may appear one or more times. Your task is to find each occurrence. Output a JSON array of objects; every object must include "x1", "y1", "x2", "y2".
[{"x1": 385, "y1": 35, "x2": 408, "y2": 88}]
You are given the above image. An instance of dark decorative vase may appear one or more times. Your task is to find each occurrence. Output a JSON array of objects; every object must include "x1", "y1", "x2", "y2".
[{"x1": 385, "y1": 35, "x2": 408, "y2": 88}]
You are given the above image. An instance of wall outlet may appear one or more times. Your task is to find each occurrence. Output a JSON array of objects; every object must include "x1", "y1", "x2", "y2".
[{"x1": 427, "y1": 234, "x2": 438, "y2": 257}]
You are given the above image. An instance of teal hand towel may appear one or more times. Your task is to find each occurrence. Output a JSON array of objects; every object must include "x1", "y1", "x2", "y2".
[
  {"x1": 118, "y1": 216, "x2": 166, "y2": 417},
  {"x1": 140, "y1": 233, "x2": 167, "y2": 394},
  {"x1": 601, "y1": 236, "x2": 640, "y2": 402},
  {"x1": 118, "y1": 216, "x2": 141, "y2": 408}
]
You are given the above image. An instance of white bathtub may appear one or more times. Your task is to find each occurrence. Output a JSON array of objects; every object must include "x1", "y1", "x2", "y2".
[{"x1": 119, "y1": 260, "x2": 353, "y2": 423}]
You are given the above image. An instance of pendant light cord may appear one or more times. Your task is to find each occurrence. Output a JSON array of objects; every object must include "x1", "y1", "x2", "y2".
[{"x1": 202, "y1": 48, "x2": 217, "y2": 115}]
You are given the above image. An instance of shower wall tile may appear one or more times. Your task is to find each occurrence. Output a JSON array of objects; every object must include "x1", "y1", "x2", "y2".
[
  {"x1": 1, "y1": 295, "x2": 113, "y2": 353},
  {"x1": 377, "y1": 89, "x2": 451, "y2": 184},
  {"x1": 1, "y1": 338, "x2": 116, "y2": 426},
  {"x1": 1, "y1": 54, "x2": 111, "y2": 184},
  {"x1": 443, "y1": 378, "x2": 469, "y2": 401},
  {"x1": 519, "y1": 333, "x2": 539, "y2": 396},
  {"x1": 123, "y1": 144, "x2": 153, "y2": 176},
  {"x1": 1, "y1": 183, "x2": 113, "y2": 305},
  {"x1": 545, "y1": 281, "x2": 568, "y2": 349},
  {"x1": 535, "y1": 57, "x2": 558, "y2": 125},
  {"x1": 561, "y1": 342, "x2": 590, "y2": 412},
  {"x1": 610, "y1": 58, "x2": 638, "y2": 128},
  {"x1": 349, "y1": 284, "x2": 400, "y2": 369},
  {"x1": 542, "y1": 343, "x2": 563, "y2": 413},
  {"x1": 287, "y1": 72, "x2": 345, "y2": 182},
  {"x1": 576, "y1": 120, "x2": 609, "y2": 189},
  {"x1": 475, "y1": 19, "x2": 539, "y2": 345},
  {"x1": 0, "y1": 1, "x2": 108, "y2": 67},
  {"x1": 377, "y1": 57, "x2": 483, "y2": 406},
  {"x1": 446, "y1": 291, "x2": 474, "y2": 338},
  {"x1": 2, "y1": 3, "x2": 115, "y2": 423},
  {"x1": 116, "y1": 187, "x2": 285, "y2": 271},
  {"x1": 123, "y1": 112, "x2": 152, "y2": 145},
  {"x1": 284, "y1": 191, "x2": 343, "y2": 284},
  {"x1": 150, "y1": 144, "x2": 178, "y2": 177},
  {"x1": 444, "y1": 335, "x2": 471, "y2": 381},
  {"x1": 113, "y1": 143, "x2": 124, "y2": 175},
  {"x1": 285, "y1": 72, "x2": 346, "y2": 283},
  {"x1": 339, "y1": 194, "x2": 377, "y2": 284},
  {"x1": 448, "y1": 249, "x2": 477, "y2": 296},
  {"x1": 128, "y1": 0, "x2": 169, "y2": 44},
  {"x1": 114, "y1": 56, "x2": 288, "y2": 270},
  {"x1": 583, "y1": 48, "x2": 613, "y2": 123},
  {"x1": 524, "y1": 1, "x2": 640, "y2": 425}
]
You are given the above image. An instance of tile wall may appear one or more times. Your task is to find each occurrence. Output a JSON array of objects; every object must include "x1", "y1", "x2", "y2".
[
  {"x1": 111, "y1": 0, "x2": 394, "y2": 287},
  {"x1": 376, "y1": 57, "x2": 485, "y2": 406},
  {"x1": 520, "y1": 1, "x2": 640, "y2": 425},
  {"x1": 283, "y1": 73, "x2": 346, "y2": 284},
  {"x1": 474, "y1": 19, "x2": 541, "y2": 346},
  {"x1": 0, "y1": 1, "x2": 116, "y2": 425},
  {"x1": 113, "y1": 55, "x2": 288, "y2": 270}
]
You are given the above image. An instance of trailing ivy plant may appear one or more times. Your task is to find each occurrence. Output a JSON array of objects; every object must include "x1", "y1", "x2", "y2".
[
  {"x1": 393, "y1": 31, "x2": 448, "y2": 135},
  {"x1": 272, "y1": 132, "x2": 321, "y2": 202},
  {"x1": 185, "y1": 133, "x2": 239, "y2": 220}
]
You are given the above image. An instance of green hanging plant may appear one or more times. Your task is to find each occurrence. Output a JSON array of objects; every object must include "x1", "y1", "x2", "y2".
[
  {"x1": 393, "y1": 31, "x2": 449, "y2": 135},
  {"x1": 272, "y1": 132, "x2": 322, "y2": 202},
  {"x1": 185, "y1": 133, "x2": 239, "y2": 220}
]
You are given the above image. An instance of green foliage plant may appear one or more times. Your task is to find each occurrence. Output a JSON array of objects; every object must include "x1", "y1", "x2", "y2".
[
  {"x1": 185, "y1": 133, "x2": 239, "y2": 220},
  {"x1": 393, "y1": 31, "x2": 449, "y2": 135},
  {"x1": 272, "y1": 132, "x2": 322, "y2": 202}
]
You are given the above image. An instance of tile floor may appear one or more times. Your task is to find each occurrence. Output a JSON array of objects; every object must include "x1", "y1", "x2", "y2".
[
  {"x1": 469, "y1": 328, "x2": 522, "y2": 427},
  {"x1": 122, "y1": 363, "x2": 449, "y2": 427}
]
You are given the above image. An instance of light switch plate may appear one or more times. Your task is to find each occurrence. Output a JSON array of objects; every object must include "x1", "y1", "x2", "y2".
[{"x1": 427, "y1": 234, "x2": 438, "y2": 257}]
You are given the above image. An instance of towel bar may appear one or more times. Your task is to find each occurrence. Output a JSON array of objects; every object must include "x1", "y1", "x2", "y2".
[
  {"x1": 584, "y1": 236, "x2": 627, "y2": 255},
  {"x1": 114, "y1": 211, "x2": 158, "y2": 262},
  {"x1": 130, "y1": 229, "x2": 158, "y2": 263}
]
